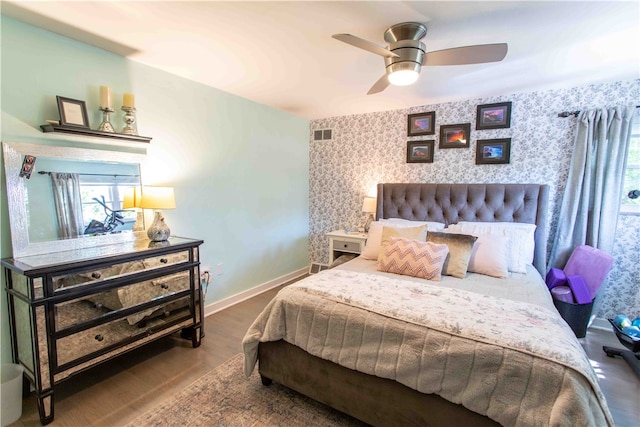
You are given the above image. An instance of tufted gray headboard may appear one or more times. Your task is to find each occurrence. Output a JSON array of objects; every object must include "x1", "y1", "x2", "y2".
[{"x1": 376, "y1": 183, "x2": 549, "y2": 275}]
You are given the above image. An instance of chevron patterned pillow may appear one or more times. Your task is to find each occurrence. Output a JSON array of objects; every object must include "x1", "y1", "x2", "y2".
[{"x1": 377, "y1": 237, "x2": 449, "y2": 281}]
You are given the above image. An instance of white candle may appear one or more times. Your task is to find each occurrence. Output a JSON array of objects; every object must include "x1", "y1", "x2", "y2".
[
  {"x1": 99, "y1": 86, "x2": 112, "y2": 108},
  {"x1": 123, "y1": 93, "x2": 135, "y2": 108}
]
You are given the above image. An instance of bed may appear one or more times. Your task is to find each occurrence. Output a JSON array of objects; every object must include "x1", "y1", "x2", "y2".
[{"x1": 243, "y1": 183, "x2": 612, "y2": 427}]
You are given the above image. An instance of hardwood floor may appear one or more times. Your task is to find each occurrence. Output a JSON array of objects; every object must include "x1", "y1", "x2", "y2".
[{"x1": 12, "y1": 283, "x2": 640, "y2": 426}]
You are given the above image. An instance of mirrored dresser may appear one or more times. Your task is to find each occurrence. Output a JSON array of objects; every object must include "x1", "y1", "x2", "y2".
[{"x1": 1, "y1": 235, "x2": 204, "y2": 425}]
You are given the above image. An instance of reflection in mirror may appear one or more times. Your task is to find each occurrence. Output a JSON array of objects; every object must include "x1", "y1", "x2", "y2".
[
  {"x1": 2, "y1": 141, "x2": 146, "y2": 258},
  {"x1": 31, "y1": 159, "x2": 140, "y2": 242}
]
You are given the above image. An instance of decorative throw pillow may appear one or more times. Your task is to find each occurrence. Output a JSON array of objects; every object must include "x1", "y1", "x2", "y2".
[
  {"x1": 361, "y1": 220, "x2": 443, "y2": 260},
  {"x1": 446, "y1": 222, "x2": 536, "y2": 273},
  {"x1": 426, "y1": 232, "x2": 477, "y2": 278},
  {"x1": 377, "y1": 225, "x2": 428, "y2": 261},
  {"x1": 377, "y1": 237, "x2": 449, "y2": 281},
  {"x1": 467, "y1": 234, "x2": 510, "y2": 279}
]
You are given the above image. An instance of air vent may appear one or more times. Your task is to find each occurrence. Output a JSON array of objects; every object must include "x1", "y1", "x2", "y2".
[
  {"x1": 309, "y1": 263, "x2": 329, "y2": 274},
  {"x1": 313, "y1": 129, "x2": 333, "y2": 141}
]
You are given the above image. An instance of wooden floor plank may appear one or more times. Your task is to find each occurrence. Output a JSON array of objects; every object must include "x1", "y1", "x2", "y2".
[{"x1": 11, "y1": 283, "x2": 639, "y2": 426}]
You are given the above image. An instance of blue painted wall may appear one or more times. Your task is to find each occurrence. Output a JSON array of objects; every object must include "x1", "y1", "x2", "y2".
[{"x1": 1, "y1": 16, "x2": 309, "y2": 363}]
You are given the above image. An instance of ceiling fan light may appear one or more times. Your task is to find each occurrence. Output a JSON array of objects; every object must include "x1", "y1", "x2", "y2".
[{"x1": 388, "y1": 69, "x2": 419, "y2": 86}]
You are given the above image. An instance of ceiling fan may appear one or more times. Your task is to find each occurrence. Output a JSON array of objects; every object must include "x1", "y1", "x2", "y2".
[{"x1": 332, "y1": 22, "x2": 508, "y2": 95}]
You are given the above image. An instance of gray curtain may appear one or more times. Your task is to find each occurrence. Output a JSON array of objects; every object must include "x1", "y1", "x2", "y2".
[
  {"x1": 50, "y1": 172, "x2": 85, "y2": 238},
  {"x1": 549, "y1": 105, "x2": 635, "y2": 316}
]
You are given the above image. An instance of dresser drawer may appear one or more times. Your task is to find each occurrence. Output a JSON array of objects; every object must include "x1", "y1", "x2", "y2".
[
  {"x1": 332, "y1": 239, "x2": 361, "y2": 253},
  {"x1": 55, "y1": 295, "x2": 192, "y2": 367},
  {"x1": 55, "y1": 271, "x2": 190, "y2": 330},
  {"x1": 52, "y1": 250, "x2": 190, "y2": 292}
]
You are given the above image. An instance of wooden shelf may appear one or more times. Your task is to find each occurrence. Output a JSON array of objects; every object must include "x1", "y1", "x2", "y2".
[{"x1": 40, "y1": 124, "x2": 152, "y2": 143}]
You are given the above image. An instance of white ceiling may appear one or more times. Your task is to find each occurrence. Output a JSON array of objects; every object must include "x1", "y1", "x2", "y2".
[{"x1": 3, "y1": 1, "x2": 639, "y2": 120}]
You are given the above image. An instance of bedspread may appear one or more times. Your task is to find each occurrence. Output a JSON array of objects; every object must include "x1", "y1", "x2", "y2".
[{"x1": 243, "y1": 269, "x2": 612, "y2": 427}]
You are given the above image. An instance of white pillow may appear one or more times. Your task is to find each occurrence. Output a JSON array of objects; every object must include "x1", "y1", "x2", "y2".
[
  {"x1": 380, "y1": 218, "x2": 446, "y2": 231},
  {"x1": 361, "y1": 221, "x2": 386, "y2": 259},
  {"x1": 467, "y1": 234, "x2": 510, "y2": 279},
  {"x1": 446, "y1": 222, "x2": 536, "y2": 274},
  {"x1": 361, "y1": 220, "x2": 444, "y2": 260}
]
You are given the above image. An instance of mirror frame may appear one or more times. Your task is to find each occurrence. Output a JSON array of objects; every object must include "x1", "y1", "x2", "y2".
[{"x1": 3, "y1": 141, "x2": 146, "y2": 258}]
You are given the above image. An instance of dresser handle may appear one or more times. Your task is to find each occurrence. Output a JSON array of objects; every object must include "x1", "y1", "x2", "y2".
[
  {"x1": 91, "y1": 272, "x2": 102, "y2": 279},
  {"x1": 160, "y1": 283, "x2": 169, "y2": 289},
  {"x1": 94, "y1": 334, "x2": 104, "y2": 342},
  {"x1": 160, "y1": 258, "x2": 168, "y2": 264},
  {"x1": 343, "y1": 244, "x2": 348, "y2": 248}
]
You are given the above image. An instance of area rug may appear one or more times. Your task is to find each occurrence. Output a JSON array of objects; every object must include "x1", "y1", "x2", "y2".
[{"x1": 127, "y1": 353, "x2": 368, "y2": 427}]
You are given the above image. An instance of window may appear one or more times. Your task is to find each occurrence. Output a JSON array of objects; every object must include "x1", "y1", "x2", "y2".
[
  {"x1": 79, "y1": 176, "x2": 138, "y2": 233},
  {"x1": 621, "y1": 110, "x2": 640, "y2": 214}
]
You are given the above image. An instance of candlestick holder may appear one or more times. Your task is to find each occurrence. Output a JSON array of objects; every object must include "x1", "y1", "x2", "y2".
[
  {"x1": 97, "y1": 107, "x2": 115, "y2": 133},
  {"x1": 121, "y1": 106, "x2": 138, "y2": 135}
]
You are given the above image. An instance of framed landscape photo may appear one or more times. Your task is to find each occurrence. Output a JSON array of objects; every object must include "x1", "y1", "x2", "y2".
[
  {"x1": 407, "y1": 140, "x2": 434, "y2": 163},
  {"x1": 476, "y1": 138, "x2": 511, "y2": 164},
  {"x1": 439, "y1": 123, "x2": 470, "y2": 148},
  {"x1": 56, "y1": 96, "x2": 90, "y2": 129},
  {"x1": 476, "y1": 101, "x2": 512, "y2": 130},
  {"x1": 407, "y1": 111, "x2": 435, "y2": 136}
]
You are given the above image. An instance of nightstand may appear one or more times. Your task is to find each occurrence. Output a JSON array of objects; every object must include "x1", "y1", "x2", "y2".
[{"x1": 327, "y1": 230, "x2": 368, "y2": 264}]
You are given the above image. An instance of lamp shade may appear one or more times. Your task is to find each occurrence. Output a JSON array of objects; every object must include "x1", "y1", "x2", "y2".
[
  {"x1": 362, "y1": 196, "x2": 377, "y2": 213},
  {"x1": 122, "y1": 187, "x2": 141, "y2": 209},
  {"x1": 139, "y1": 186, "x2": 176, "y2": 210}
]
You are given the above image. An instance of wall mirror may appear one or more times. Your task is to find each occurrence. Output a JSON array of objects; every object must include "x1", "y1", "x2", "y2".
[{"x1": 3, "y1": 141, "x2": 146, "y2": 258}]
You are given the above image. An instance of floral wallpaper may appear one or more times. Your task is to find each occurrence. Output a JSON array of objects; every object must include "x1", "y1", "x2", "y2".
[{"x1": 309, "y1": 79, "x2": 639, "y2": 319}]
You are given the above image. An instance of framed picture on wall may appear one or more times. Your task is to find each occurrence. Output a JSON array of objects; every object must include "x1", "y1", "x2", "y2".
[
  {"x1": 476, "y1": 138, "x2": 511, "y2": 164},
  {"x1": 407, "y1": 140, "x2": 434, "y2": 163},
  {"x1": 476, "y1": 101, "x2": 512, "y2": 130},
  {"x1": 407, "y1": 111, "x2": 436, "y2": 136},
  {"x1": 56, "y1": 96, "x2": 90, "y2": 129},
  {"x1": 439, "y1": 123, "x2": 470, "y2": 148}
]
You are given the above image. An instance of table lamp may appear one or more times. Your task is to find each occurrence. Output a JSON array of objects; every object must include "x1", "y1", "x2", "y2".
[
  {"x1": 139, "y1": 186, "x2": 176, "y2": 241},
  {"x1": 122, "y1": 187, "x2": 144, "y2": 231},
  {"x1": 362, "y1": 196, "x2": 377, "y2": 232}
]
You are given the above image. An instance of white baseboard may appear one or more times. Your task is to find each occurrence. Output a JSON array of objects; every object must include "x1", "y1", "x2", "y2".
[
  {"x1": 203, "y1": 267, "x2": 308, "y2": 317},
  {"x1": 589, "y1": 317, "x2": 611, "y2": 331}
]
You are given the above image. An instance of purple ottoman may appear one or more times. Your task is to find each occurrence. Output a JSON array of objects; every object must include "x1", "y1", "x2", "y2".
[
  {"x1": 545, "y1": 268, "x2": 566, "y2": 290},
  {"x1": 563, "y1": 245, "x2": 614, "y2": 300},
  {"x1": 551, "y1": 285, "x2": 575, "y2": 303},
  {"x1": 566, "y1": 275, "x2": 592, "y2": 304}
]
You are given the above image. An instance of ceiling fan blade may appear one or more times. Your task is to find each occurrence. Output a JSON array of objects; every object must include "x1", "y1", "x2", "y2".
[
  {"x1": 332, "y1": 34, "x2": 399, "y2": 58},
  {"x1": 423, "y1": 43, "x2": 508, "y2": 66},
  {"x1": 367, "y1": 74, "x2": 390, "y2": 95}
]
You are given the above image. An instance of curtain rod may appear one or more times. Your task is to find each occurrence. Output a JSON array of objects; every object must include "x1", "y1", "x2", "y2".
[
  {"x1": 557, "y1": 105, "x2": 640, "y2": 118},
  {"x1": 37, "y1": 171, "x2": 139, "y2": 178}
]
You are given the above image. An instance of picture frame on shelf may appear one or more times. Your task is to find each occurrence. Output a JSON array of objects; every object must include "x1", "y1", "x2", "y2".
[
  {"x1": 439, "y1": 123, "x2": 470, "y2": 148},
  {"x1": 476, "y1": 101, "x2": 512, "y2": 130},
  {"x1": 407, "y1": 140, "x2": 434, "y2": 163},
  {"x1": 407, "y1": 111, "x2": 436, "y2": 136},
  {"x1": 56, "y1": 96, "x2": 90, "y2": 129},
  {"x1": 476, "y1": 138, "x2": 511, "y2": 164}
]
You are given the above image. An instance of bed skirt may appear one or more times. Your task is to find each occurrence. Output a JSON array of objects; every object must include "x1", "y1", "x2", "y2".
[{"x1": 258, "y1": 340, "x2": 499, "y2": 427}]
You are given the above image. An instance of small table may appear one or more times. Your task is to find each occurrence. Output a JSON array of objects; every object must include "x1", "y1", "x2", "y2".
[{"x1": 327, "y1": 230, "x2": 368, "y2": 264}]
